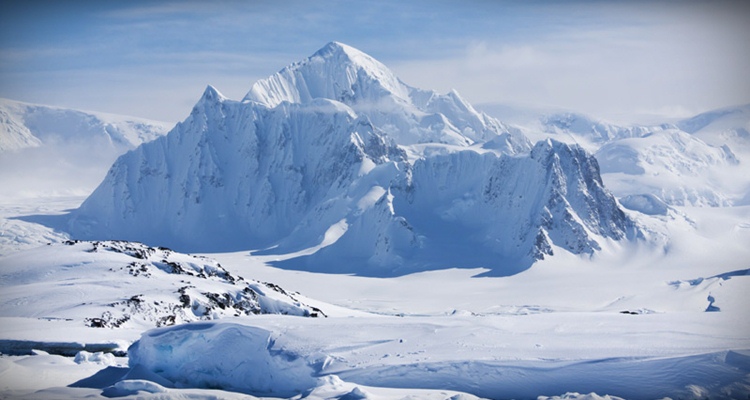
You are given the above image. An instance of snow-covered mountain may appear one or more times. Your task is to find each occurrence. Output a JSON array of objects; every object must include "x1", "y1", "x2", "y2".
[
  {"x1": 490, "y1": 106, "x2": 750, "y2": 208},
  {"x1": 677, "y1": 104, "x2": 750, "y2": 143},
  {"x1": 0, "y1": 98, "x2": 169, "y2": 153},
  {"x1": 284, "y1": 139, "x2": 638, "y2": 276},
  {"x1": 245, "y1": 42, "x2": 530, "y2": 150},
  {"x1": 540, "y1": 112, "x2": 672, "y2": 145},
  {"x1": 596, "y1": 129, "x2": 742, "y2": 206},
  {"x1": 0, "y1": 240, "x2": 325, "y2": 331},
  {"x1": 68, "y1": 42, "x2": 638, "y2": 276},
  {"x1": 0, "y1": 105, "x2": 42, "y2": 152}
]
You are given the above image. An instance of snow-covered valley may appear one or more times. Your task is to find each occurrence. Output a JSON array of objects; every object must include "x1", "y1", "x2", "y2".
[{"x1": 1, "y1": 42, "x2": 749, "y2": 399}]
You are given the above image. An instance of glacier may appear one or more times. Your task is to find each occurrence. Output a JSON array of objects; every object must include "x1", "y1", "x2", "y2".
[{"x1": 68, "y1": 42, "x2": 639, "y2": 276}]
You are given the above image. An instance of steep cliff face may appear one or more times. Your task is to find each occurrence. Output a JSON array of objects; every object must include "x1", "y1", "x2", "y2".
[
  {"x1": 394, "y1": 140, "x2": 634, "y2": 269},
  {"x1": 69, "y1": 42, "x2": 638, "y2": 276},
  {"x1": 265, "y1": 139, "x2": 638, "y2": 276},
  {"x1": 72, "y1": 86, "x2": 404, "y2": 252}
]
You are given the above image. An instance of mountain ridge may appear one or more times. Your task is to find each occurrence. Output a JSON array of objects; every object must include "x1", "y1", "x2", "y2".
[
  {"x1": 244, "y1": 41, "x2": 529, "y2": 150},
  {"x1": 0, "y1": 98, "x2": 170, "y2": 153}
]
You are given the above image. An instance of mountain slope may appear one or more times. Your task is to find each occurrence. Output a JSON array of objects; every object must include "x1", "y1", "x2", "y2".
[
  {"x1": 284, "y1": 139, "x2": 638, "y2": 275},
  {"x1": 540, "y1": 112, "x2": 671, "y2": 145},
  {"x1": 68, "y1": 42, "x2": 638, "y2": 276},
  {"x1": 0, "y1": 105, "x2": 41, "y2": 152},
  {"x1": 0, "y1": 98, "x2": 169, "y2": 152},
  {"x1": 677, "y1": 104, "x2": 750, "y2": 139},
  {"x1": 0, "y1": 240, "x2": 327, "y2": 331},
  {"x1": 500, "y1": 106, "x2": 750, "y2": 208},
  {"x1": 71, "y1": 87, "x2": 405, "y2": 252},
  {"x1": 596, "y1": 129, "x2": 742, "y2": 206},
  {"x1": 245, "y1": 42, "x2": 530, "y2": 151}
]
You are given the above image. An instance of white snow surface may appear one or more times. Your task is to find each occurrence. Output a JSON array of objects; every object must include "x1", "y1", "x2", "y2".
[
  {"x1": 0, "y1": 240, "x2": 330, "y2": 332},
  {"x1": 2, "y1": 197, "x2": 750, "y2": 399},
  {"x1": 125, "y1": 314, "x2": 750, "y2": 399}
]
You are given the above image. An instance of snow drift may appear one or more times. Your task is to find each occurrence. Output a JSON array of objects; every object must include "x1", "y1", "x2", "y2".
[
  {"x1": 126, "y1": 316, "x2": 750, "y2": 399},
  {"x1": 128, "y1": 323, "x2": 317, "y2": 397},
  {"x1": 68, "y1": 42, "x2": 639, "y2": 275}
]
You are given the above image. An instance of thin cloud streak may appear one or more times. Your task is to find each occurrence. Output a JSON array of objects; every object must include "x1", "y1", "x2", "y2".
[
  {"x1": 392, "y1": 3, "x2": 750, "y2": 122},
  {"x1": 0, "y1": 0, "x2": 747, "y2": 123}
]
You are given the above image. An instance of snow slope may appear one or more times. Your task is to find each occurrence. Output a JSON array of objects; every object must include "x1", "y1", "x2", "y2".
[
  {"x1": 0, "y1": 99, "x2": 170, "y2": 204},
  {"x1": 0, "y1": 98, "x2": 169, "y2": 153},
  {"x1": 0, "y1": 105, "x2": 41, "y2": 152},
  {"x1": 68, "y1": 42, "x2": 637, "y2": 275},
  {"x1": 1, "y1": 144, "x2": 749, "y2": 400},
  {"x1": 677, "y1": 103, "x2": 750, "y2": 147},
  {"x1": 0, "y1": 101, "x2": 171, "y2": 256},
  {"x1": 596, "y1": 129, "x2": 742, "y2": 206},
  {"x1": 0, "y1": 240, "x2": 329, "y2": 336},
  {"x1": 540, "y1": 112, "x2": 672, "y2": 147}
]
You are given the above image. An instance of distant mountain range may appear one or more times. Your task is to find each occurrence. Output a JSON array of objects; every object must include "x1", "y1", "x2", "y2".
[
  {"x1": 536, "y1": 106, "x2": 749, "y2": 207},
  {"x1": 0, "y1": 98, "x2": 169, "y2": 153}
]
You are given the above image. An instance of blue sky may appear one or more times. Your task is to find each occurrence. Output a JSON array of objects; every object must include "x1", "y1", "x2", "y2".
[{"x1": 1, "y1": 0, "x2": 748, "y2": 123}]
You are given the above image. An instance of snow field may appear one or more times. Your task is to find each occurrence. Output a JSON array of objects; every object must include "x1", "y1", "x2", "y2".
[{"x1": 125, "y1": 313, "x2": 750, "y2": 399}]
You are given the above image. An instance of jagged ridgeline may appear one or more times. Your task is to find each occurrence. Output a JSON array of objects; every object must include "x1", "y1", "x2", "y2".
[{"x1": 68, "y1": 42, "x2": 639, "y2": 276}]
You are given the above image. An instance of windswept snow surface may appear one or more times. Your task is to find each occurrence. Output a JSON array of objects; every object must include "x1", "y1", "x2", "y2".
[{"x1": 126, "y1": 315, "x2": 750, "y2": 399}]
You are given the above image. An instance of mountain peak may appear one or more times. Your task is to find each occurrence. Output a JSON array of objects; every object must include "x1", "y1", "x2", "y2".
[
  {"x1": 243, "y1": 42, "x2": 409, "y2": 107},
  {"x1": 313, "y1": 41, "x2": 367, "y2": 61},
  {"x1": 200, "y1": 85, "x2": 225, "y2": 103},
  {"x1": 239, "y1": 42, "x2": 529, "y2": 148}
]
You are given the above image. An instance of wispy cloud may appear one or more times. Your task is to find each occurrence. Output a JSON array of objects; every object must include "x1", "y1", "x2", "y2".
[
  {"x1": 391, "y1": 2, "x2": 750, "y2": 122},
  {"x1": 1, "y1": 0, "x2": 747, "y2": 123}
]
